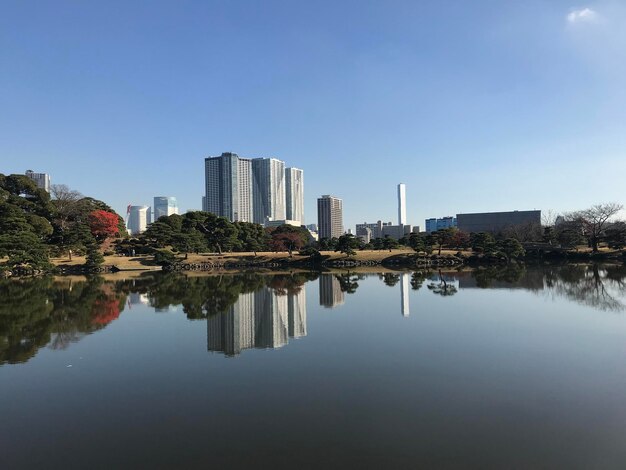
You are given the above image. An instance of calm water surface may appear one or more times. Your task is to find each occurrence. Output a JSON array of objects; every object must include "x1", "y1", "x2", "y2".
[{"x1": 2, "y1": 265, "x2": 626, "y2": 469}]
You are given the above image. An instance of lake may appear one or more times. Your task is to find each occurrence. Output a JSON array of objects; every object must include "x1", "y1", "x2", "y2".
[{"x1": 2, "y1": 264, "x2": 626, "y2": 469}]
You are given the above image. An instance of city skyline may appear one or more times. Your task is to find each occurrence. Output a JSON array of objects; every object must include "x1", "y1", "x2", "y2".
[{"x1": 2, "y1": 1, "x2": 625, "y2": 228}]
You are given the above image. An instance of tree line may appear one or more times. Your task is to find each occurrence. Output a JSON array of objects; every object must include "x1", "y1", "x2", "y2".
[{"x1": 0, "y1": 174, "x2": 126, "y2": 272}]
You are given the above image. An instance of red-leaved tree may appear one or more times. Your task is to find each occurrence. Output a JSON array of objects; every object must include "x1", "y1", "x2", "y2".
[
  {"x1": 88, "y1": 210, "x2": 120, "y2": 241},
  {"x1": 269, "y1": 231, "x2": 305, "y2": 256}
]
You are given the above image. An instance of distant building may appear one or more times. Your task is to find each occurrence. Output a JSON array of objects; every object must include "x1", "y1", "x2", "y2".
[
  {"x1": 357, "y1": 227, "x2": 372, "y2": 244},
  {"x1": 356, "y1": 220, "x2": 418, "y2": 241},
  {"x1": 456, "y1": 210, "x2": 541, "y2": 233},
  {"x1": 356, "y1": 221, "x2": 389, "y2": 240},
  {"x1": 306, "y1": 223, "x2": 318, "y2": 232},
  {"x1": 425, "y1": 216, "x2": 457, "y2": 233},
  {"x1": 204, "y1": 152, "x2": 253, "y2": 222},
  {"x1": 153, "y1": 196, "x2": 179, "y2": 221},
  {"x1": 398, "y1": 183, "x2": 406, "y2": 225},
  {"x1": 317, "y1": 195, "x2": 343, "y2": 239},
  {"x1": 127, "y1": 205, "x2": 151, "y2": 235},
  {"x1": 252, "y1": 158, "x2": 286, "y2": 224},
  {"x1": 382, "y1": 224, "x2": 416, "y2": 240},
  {"x1": 25, "y1": 170, "x2": 50, "y2": 193},
  {"x1": 285, "y1": 167, "x2": 304, "y2": 225},
  {"x1": 265, "y1": 219, "x2": 301, "y2": 228}
]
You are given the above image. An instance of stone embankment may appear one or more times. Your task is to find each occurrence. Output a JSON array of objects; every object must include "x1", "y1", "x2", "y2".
[{"x1": 163, "y1": 254, "x2": 466, "y2": 271}]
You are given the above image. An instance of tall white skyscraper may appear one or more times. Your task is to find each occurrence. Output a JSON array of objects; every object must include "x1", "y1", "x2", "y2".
[
  {"x1": 317, "y1": 195, "x2": 343, "y2": 239},
  {"x1": 127, "y1": 206, "x2": 150, "y2": 235},
  {"x1": 285, "y1": 167, "x2": 304, "y2": 224},
  {"x1": 252, "y1": 158, "x2": 286, "y2": 224},
  {"x1": 398, "y1": 183, "x2": 407, "y2": 225},
  {"x1": 204, "y1": 152, "x2": 253, "y2": 222},
  {"x1": 25, "y1": 170, "x2": 50, "y2": 193},
  {"x1": 153, "y1": 196, "x2": 179, "y2": 221},
  {"x1": 204, "y1": 152, "x2": 302, "y2": 225}
]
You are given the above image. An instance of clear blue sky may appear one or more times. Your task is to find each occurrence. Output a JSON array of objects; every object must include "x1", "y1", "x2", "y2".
[{"x1": 2, "y1": 0, "x2": 625, "y2": 230}]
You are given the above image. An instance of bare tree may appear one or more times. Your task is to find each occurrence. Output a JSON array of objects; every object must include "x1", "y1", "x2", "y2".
[
  {"x1": 542, "y1": 209, "x2": 558, "y2": 227},
  {"x1": 50, "y1": 184, "x2": 84, "y2": 230},
  {"x1": 501, "y1": 221, "x2": 542, "y2": 242},
  {"x1": 573, "y1": 203, "x2": 624, "y2": 252}
]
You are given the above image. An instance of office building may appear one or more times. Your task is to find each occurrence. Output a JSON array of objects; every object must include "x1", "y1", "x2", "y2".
[
  {"x1": 252, "y1": 158, "x2": 286, "y2": 224},
  {"x1": 285, "y1": 167, "x2": 304, "y2": 225},
  {"x1": 25, "y1": 170, "x2": 50, "y2": 193},
  {"x1": 456, "y1": 210, "x2": 541, "y2": 233},
  {"x1": 153, "y1": 196, "x2": 179, "y2": 221},
  {"x1": 317, "y1": 195, "x2": 343, "y2": 239},
  {"x1": 398, "y1": 183, "x2": 406, "y2": 225},
  {"x1": 204, "y1": 152, "x2": 253, "y2": 222},
  {"x1": 425, "y1": 216, "x2": 457, "y2": 233},
  {"x1": 127, "y1": 205, "x2": 151, "y2": 235}
]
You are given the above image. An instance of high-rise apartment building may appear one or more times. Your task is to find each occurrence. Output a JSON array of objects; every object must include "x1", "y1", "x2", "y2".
[
  {"x1": 153, "y1": 196, "x2": 179, "y2": 221},
  {"x1": 127, "y1": 205, "x2": 151, "y2": 235},
  {"x1": 285, "y1": 167, "x2": 304, "y2": 225},
  {"x1": 204, "y1": 153, "x2": 298, "y2": 225},
  {"x1": 317, "y1": 195, "x2": 343, "y2": 240},
  {"x1": 398, "y1": 183, "x2": 406, "y2": 225},
  {"x1": 25, "y1": 170, "x2": 50, "y2": 193},
  {"x1": 252, "y1": 158, "x2": 286, "y2": 224},
  {"x1": 204, "y1": 152, "x2": 253, "y2": 222}
]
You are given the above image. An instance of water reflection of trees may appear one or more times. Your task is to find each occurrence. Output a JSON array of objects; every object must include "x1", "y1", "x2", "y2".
[
  {"x1": 115, "y1": 272, "x2": 318, "y2": 319},
  {"x1": 427, "y1": 270, "x2": 458, "y2": 297},
  {"x1": 544, "y1": 264, "x2": 626, "y2": 312},
  {"x1": 0, "y1": 276, "x2": 127, "y2": 365}
]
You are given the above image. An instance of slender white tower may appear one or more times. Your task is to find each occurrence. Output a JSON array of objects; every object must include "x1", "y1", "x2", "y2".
[{"x1": 398, "y1": 183, "x2": 407, "y2": 225}]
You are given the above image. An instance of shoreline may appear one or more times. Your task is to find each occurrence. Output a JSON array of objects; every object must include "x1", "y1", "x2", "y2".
[{"x1": 3, "y1": 248, "x2": 621, "y2": 278}]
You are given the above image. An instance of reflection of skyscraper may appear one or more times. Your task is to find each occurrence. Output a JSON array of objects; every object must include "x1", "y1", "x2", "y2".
[
  {"x1": 288, "y1": 288, "x2": 307, "y2": 338},
  {"x1": 207, "y1": 292, "x2": 255, "y2": 356},
  {"x1": 400, "y1": 273, "x2": 410, "y2": 317},
  {"x1": 128, "y1": 292, "x2": 149, "y2": 306},
  {"x1": 254, "y1": 288, "x2": 289, "y2": 349},
  {"x1": 207, "y1": 286, "x2": 307, "y2": 357},
  {"x1": 319, "y1": 274, "x2": 345, "y2": 308}
]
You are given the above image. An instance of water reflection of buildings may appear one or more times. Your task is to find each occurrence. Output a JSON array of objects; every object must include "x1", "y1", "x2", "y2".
[
  {"x1": 207, "y1": 286, "x2": 307, "y2": 357},
  {"x1": 319, "y1": 274, "x2": 345, "y2": 308},
  {"x1": 400, "y1": 273, "x2": 410, "y2": 317},
  {"x1": 128, "y1": 292, "x2": 149, "y2": 306}
]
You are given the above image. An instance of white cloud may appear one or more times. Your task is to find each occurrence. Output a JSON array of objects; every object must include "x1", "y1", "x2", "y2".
[{"x1": 567, "y1": 7, "x2": 598, "y2": 23}]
